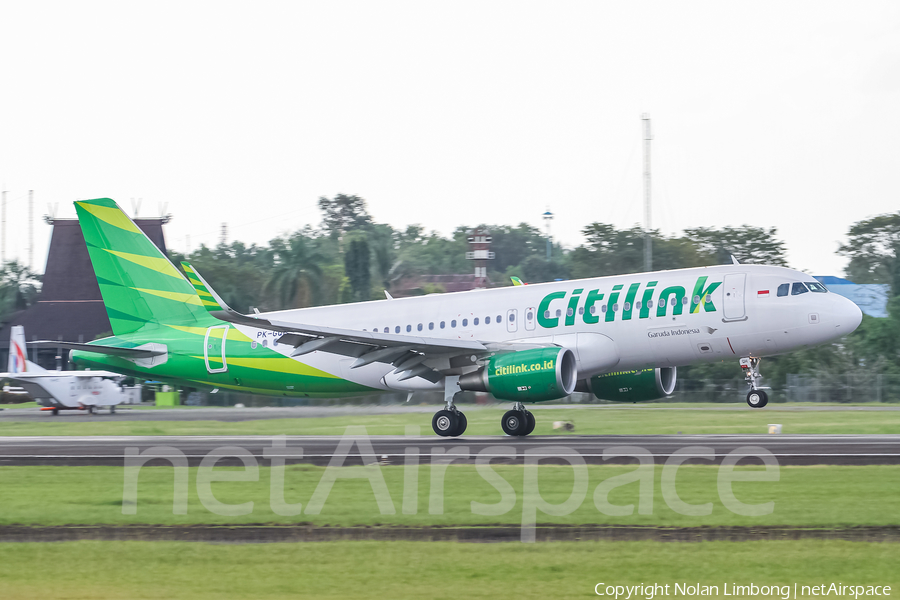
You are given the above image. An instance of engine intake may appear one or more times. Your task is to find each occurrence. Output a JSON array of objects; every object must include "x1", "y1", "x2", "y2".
[
  {"x1": 582, "y1": 367, "x2": 677, "y2": 402},
  {"x1": 459, "y1": 347, "x2": 577, "y2": 402}
]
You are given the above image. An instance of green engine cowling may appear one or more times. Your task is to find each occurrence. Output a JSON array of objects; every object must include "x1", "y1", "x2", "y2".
[
  {"x1": 458, "y1": 347, "x2": 577, "y2": 402},
  {"x1": 584, "y1": 367, "x2": 677, "y2": 402}
]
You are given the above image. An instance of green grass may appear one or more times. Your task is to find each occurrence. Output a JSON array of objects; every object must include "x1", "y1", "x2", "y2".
[
  {"x1": 2, "y1": 404, "x2": 900, "y2": 435},
  {"x1": 0, "y1": 464, "x2": 897, "y2": 528},
  {"x1": 0, "y1": 540, "x2": 896, "y2": 599},
  {"x1": 0, "y1": 401, "x2": 38, "y2": 409}
]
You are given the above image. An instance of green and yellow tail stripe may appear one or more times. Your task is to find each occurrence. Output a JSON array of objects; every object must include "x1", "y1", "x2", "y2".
[{"x1": 75, "y1": 198, "x2": 212, "y2": 335}]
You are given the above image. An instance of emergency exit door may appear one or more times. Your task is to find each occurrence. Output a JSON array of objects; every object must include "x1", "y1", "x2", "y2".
[{"x1": 204, "y1": 325, "x2": 229, "y2": 373}]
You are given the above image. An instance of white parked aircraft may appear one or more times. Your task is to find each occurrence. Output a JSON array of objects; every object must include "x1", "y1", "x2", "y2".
[{"x1": 1, "y1": 326, "x2": 126, "y2": 414}]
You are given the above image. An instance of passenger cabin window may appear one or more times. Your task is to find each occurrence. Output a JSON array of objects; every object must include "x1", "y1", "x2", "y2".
[
  {"x1": 474, "y1": 317, "x2": 479, "y2": 326},
  {"x1": 777, "y1": 284, "x2": 789, "y2": 297},
  {"x1": 406, "y1": 325, "x2": 412, "y2": 332},
  {"x1": 451, "y1": 320, "x2": 457, "y2": 328},
  {"x1": 508, "y1": 313, "x2": 515, "y2": 322},
  {"x1": 806, "y1": 282, "x2": 828, "y2": 293},
  {"x1": 417, "y1": 323, "x2": 423, "y2": 331},
  {"x1": 497, "y1": 314, "x2": 502, "y2": 323},
  {"x1": 440, "y1": 321, "x2": 445, "y2": 329},
  {"x1": 485, "y1": 316, "x2": 491, "y2": 324},
  {"x1": 791, "y1": 282, "x2": 809, "y2": 295},
  {"x1": 428, "y1": 322, "x2": 434, "y2": 330},
  {"x1": 462, "y1": 318, "x2": 468, "y2": 327},
  {"x1": 395, "y1": 326, "x2": 401, "y2": 333}
]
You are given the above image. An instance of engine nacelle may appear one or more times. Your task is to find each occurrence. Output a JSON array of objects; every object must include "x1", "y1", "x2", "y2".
[
  {"x1": 459, "y1": 347, "x2": 577, "y2": 402},
  {"x1": 582, "y1": 367, "x2": 677, "y2": 402}
]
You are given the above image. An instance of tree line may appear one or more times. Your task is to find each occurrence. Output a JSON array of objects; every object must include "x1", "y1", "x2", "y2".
[{"x1": 1, "y1": 194, "x2": 899, "y2": 393}]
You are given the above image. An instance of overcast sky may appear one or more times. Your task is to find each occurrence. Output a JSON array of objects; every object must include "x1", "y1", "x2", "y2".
[{"x1": 1, "y1": 1, "x2": 898, "y2": 277}]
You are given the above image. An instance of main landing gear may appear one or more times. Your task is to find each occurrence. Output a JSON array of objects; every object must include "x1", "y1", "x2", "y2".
[
  {"x1": 501, "y1": 402, "x2": 535, "y2": 437},
  {"x1": 432, "y1": 377, "x2": 537, "y2": 437},
  {"x1": 433, "y1": 376, "x2": 467, "y2": 437},
  {"x1": 740, "y1": 356, "x2": 768, "y2": 408}
]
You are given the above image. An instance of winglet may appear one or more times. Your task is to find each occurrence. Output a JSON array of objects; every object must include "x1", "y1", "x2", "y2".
[
  {"x1": 731, "y1": 255, "x2": 740, "y2": 265},
  {"x1": 511, "y1": 276, "x2": 526, "y2": 286},
  {"x1": 181, "y1": 262, "x2": 263, "y2": 327},
  {"x1": 181, "y1": 262, "x2": 233, "y2": 315}
]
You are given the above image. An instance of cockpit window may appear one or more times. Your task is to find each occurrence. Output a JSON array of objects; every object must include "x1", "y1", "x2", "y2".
[
  {"x1": 791, "y1": 282, "x2": 809, "y2": 295},
  {"x1": 777, "y1": 283, "x2": 789, "y2": 297},
  {"x1": 805, "y1": 282, "x2": 828, "y2": 293}
]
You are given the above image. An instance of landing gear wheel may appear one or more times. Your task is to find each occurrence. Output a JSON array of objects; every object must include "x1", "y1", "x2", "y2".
[
  {"x1": 523, "y1": 411, "x2": 535, "y2": 435},
  {"x1": 51, "y1": 408, "x2": 59, "y2": 416},
  {"x1": 501, "y1": 410, "x2": 528, "y2": 436},
  {"x1": 454, "y1": 411, "x2": 467, "y2": 436},
  {"x1": 110, "y1": 405, "x2": 116, "y2": 415},
  {"x1": 88, "y1": 406, "x2": 95, "y2": 415},
  {"x1": 747, "y1": 390, "x2": 768, "y2": 408},
  {"x1": 432, "y1": 409, "x2": 459, "y2": 437}
]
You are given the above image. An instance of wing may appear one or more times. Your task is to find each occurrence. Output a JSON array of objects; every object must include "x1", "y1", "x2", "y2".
[{"x1": 182, "y1": 262, "x2": 508, "y2": 382}]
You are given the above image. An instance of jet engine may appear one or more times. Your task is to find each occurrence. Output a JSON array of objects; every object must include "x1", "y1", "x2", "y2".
[
  {"x1": 459, "y1": 347, "x2": 577, "y2": 402},
  {"x1": 579, "y1": 367, "x2": 677, "y2": 402}
]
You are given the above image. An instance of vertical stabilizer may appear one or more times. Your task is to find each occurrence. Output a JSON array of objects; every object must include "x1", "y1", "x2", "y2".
[
  {"x1": 74, "y1": 198, "x2": 210, "y2": 335},
  {"x1": 8, "y1": 325, "x2": 46, "y2": 373}
]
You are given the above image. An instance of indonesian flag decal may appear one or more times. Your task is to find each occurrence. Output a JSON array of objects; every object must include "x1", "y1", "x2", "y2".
[{"x1": 758, "y1": 290, "x2": 770, "y2": 297}]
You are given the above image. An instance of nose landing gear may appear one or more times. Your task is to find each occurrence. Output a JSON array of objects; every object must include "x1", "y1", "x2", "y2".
[{"x1": 740, "y1": 356, "x2": 768, "y2": 408}]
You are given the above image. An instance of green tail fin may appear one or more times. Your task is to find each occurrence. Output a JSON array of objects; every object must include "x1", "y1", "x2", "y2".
[{"x1": 75, "y1": 198, "x2": 208, "y2": 335}]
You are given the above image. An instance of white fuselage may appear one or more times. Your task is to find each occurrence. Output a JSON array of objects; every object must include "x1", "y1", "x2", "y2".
[
  {"x1": 228, "y1": 264, "x2": 862, "y2": 394},
  {"x1": 13, "y1": 375, "x2": 125, "y2": 408}
]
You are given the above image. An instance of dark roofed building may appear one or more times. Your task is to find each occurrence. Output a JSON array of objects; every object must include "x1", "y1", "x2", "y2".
[{"x1": 0, "y1": 217, "x2": 171, "y2": 368}]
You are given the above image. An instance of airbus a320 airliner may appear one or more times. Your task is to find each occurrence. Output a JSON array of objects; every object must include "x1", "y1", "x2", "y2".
[{"x1": 62, "y1": 198, "x2": 862, "y2": 436}]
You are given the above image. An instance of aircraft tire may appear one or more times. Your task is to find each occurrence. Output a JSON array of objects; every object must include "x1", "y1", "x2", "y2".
[
  {"x1": 747, "y1": 390, "x2": 768, "y2": 408},
  {"x1": 454, "y1": 412, "x2": 467, "y2": 436},
  {"x1": 523, "y1": 411, "x2": 536, "y2": 435},
  {"x1": 501, "y1": 410, "x2": 528, "y2": 436},
  {"x1": 432, "y1": 410, "x2": 459, "y2": 437},
  {"x1": 51, "y1": 408, "x2": 59, "y2": 416}
]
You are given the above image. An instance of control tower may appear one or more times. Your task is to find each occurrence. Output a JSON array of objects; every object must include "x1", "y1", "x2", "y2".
[{"x1": 465, "y1": 228, "x2": 494, "y2": 288}]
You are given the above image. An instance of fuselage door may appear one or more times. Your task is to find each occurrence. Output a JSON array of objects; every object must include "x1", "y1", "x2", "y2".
[
  {"x1": 204, "y1": 325, "x2": 229, "y2": 373},
  {"x1": 524, "y1": 306, "x2": 536, "y2": 331},
  {"x1": 506, "y1": 309, "x2": 518, "y2": 333},
  {"x1": 722, "y1": 273, "x2": 747, "y2": 321}
]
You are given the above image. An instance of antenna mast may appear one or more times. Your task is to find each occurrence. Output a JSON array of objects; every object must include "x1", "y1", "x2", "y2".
[
  {"x1": 28, "y1": 190, "x2": 33, "y2": 269},
  {"x1": 642, "y1": 113, "x2": 652, "y2": 272},
  {"x1": 1, "y1": 189, "x2": 6, "y2": 265}
]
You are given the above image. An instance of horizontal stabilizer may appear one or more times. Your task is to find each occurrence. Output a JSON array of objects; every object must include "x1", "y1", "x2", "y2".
[
  {"x1": 27, "y1": 340, "x2": 166, "y2": 358},
  {"x1": 0, "y1": 369, "x2": 124, "y2": 380}
]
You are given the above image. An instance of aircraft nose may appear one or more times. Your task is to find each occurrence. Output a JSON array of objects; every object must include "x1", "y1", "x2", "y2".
[{"x1": 833, "y1": 294, "x2": 863, "y2": 334}]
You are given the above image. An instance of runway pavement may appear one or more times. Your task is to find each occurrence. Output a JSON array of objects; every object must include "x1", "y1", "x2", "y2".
[
  {"x1": 1, "y1": 403, "x2": 899, "y2": 422},
  {"x1": 1, "y1": 434, "x2": 898, "y2": 466}
]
